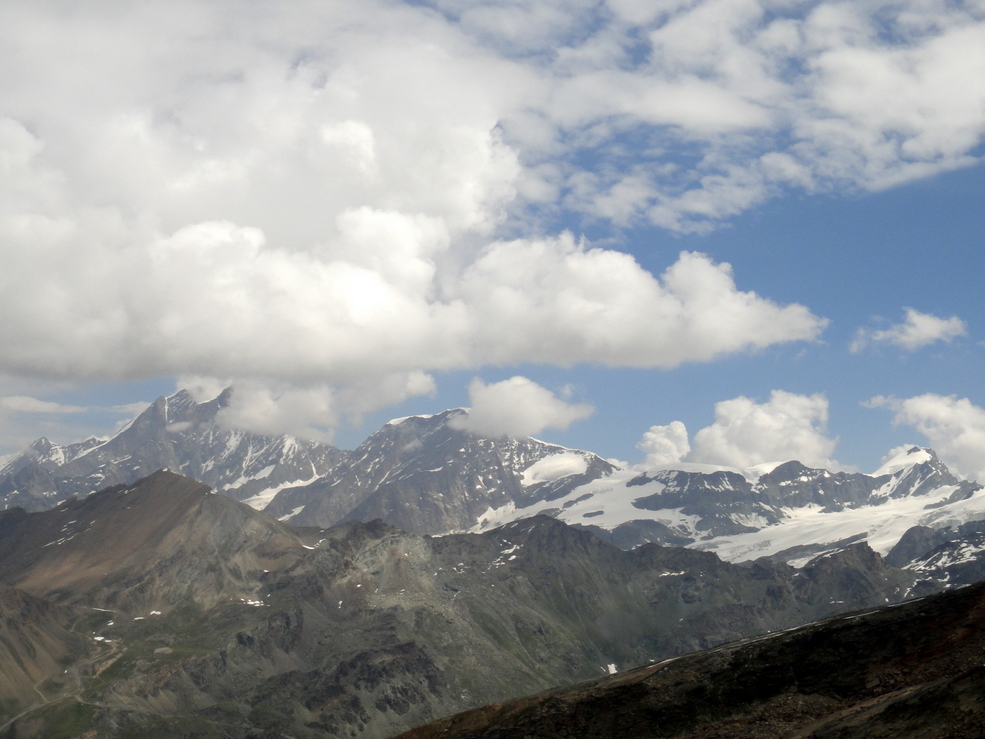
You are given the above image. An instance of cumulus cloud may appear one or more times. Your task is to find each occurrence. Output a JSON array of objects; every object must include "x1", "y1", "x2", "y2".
[
  {"x1": 489, "y1": 0, "x2": 985, "y2": 231},
  {"x1": 214, "y1": 372, "x2": 438, "y2": 441},
  {"x1": 851, "y1": 308, "x2": 968, "y2": 352},
  {"x1": 637, "y1": 421, "x2": 691, "y2": 466},
  {"x1": 457, "y1": 240, "x2": 826, "y2": 367},
  {"x1": 0, "y1": 209, "x2": 824, "y2": 424},
  {"x1": 689, "y1": 391, "x2": 839, "y2": 469},
  {"x1": 449, "y1": 376, "x2": 594, "y2": 438},
  {"x1": 866, "y1": 394, "x2": 985, "y2": 482},
  {"x1": 3, "y1": 1, "x2": 984, "y2": 237},
  {"x1": 640, "y1": 391, "x2": 840, "y2": 470}
]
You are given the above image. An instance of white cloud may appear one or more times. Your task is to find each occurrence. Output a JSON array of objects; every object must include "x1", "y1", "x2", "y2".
[
  {"x1": 456, "y1": 240, "x2": 826, "y2": 368},
  {"x1": 0, "y1": 378, "x2": 151, "y2": 453},
  {"x1": 2, "y1": 1, "x2": 983, "y2": 240},
  {"x1": 0, "y1": 211, "x2": 825, "y2": 391},
  {"x1": 867, "y1": 393, "x2": 985, "y2": 482},
  {"x1": 637, "y1": 421, "x2": 690, "y2": 466},
  {"x1": 3, "y1": 0, "x2": 982, "y2": 439},
  {"x1": 216, "y1": 382, "x2": 340, "y2": 442},
  {"x1": 851, "y1": 308, "x2": 968, "y2": 352},
  {"x1": 449, "y1": 376, "x2": 594, "y2": 438},
  {"x1": 178, "y1": 376, "x2": 231, "y2": 404},
  {"x1": 213, "y1": 371, "x2": 438, "y2": 442},
  {"x1": 0, "y1": 396, "x2": 86, "y2": 414},
  {"x1": 685, "y1": 390, "x2": 839, "y2": 469}
]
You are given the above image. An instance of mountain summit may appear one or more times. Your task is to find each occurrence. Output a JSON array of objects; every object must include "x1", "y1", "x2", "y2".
[
  {"x1": 263, "y1": 407, "x2": 616, "y2": 533},
  {"x1": 0, "y1": 470, "x2": 310, "y2": 612},
  {"x1": 0, "y1": 389, "x2": 344, "y2": 512}
]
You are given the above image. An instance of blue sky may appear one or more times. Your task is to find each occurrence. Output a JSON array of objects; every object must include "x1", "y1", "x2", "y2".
[
  {"x1": 343, "y1": 162, "x2": 985, "y2": 471},
  {"x1": 1, "y1": 0, "x2": 984, "y2": 478}
]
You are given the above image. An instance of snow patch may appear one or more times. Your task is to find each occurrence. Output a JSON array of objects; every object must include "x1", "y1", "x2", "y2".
[
  {"x1": 278, "y1": 505, "x2": 305, "y2": 522},
  {"x1": 699, "y1": 484, "x2": 985, "y2": 563},
  {"x1": 386, "y1": 413, "x2": 433, "y2": 425},
  {"x1": 521, "y1": 452, "x2": 589, "y2": 486},
  {"x1": 243, "y1": 471, "x2": 323, "y2": 510},
  {"x1": 642, "y1": 461, "x2": 763, "y2": 483},
  {"x1": 874, "y1": 447, "x2": 932, "y2": 477}
]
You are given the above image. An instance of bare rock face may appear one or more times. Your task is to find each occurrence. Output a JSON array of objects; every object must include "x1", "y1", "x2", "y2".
[
  {"x1": 535, "y1": 446, "x2": 983, "y2": 556},
  {"x1": 0, "y1": 396, "x2": 614, "y2": 540},
  {"x1": 6, "y1": 394, "x2": 985, "y2": 579}
]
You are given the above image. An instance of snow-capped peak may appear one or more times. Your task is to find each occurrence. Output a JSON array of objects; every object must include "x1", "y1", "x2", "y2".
[
  {"x1": 873, "y1": 446, "x2": 935, "y2": 478},
  {"x1": 385, "y1": 408, "x2": 467, "y2": 427},
  {"x1": 639, "y1": 460, "x2": 781, "y2": 484}
]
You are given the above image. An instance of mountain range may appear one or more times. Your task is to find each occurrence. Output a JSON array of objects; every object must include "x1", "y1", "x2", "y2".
[
  {"x1": 5, "y1": 386, "x2": 985, "y2": 736},
  {"x1": 5, "y1": 388, "x2": 985, "y2": 577},
  {"x1": 0, "y1": 470, "x2": 950, "y2": 738}
]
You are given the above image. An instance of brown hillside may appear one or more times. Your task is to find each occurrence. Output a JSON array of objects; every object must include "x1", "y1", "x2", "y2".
[{"x1": 0, "y1": 470, "x2": 309, "y2": 612}]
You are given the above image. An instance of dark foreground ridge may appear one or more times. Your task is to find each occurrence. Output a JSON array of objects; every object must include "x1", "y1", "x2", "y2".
[{"x1": 400, "y1": 579, "x2": 985, "y2": 739}]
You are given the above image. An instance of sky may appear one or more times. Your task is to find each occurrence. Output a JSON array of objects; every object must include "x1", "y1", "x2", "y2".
[{"x1": 1, "y1": 0, "x2": 985, "y2": 479}]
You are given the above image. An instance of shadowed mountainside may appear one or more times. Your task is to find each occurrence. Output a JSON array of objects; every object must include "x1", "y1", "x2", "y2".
[{"x1": 401, "y1": 579, "x2": 985, "y2": 739}]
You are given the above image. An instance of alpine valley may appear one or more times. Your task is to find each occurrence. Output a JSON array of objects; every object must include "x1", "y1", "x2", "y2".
[{"x1": 3, "y1": 389, "x2": 985, "y2": 737}]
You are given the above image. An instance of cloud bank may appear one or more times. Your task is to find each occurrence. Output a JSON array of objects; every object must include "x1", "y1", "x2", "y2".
[{"x1": 3, "y1": 0, "x2": 983, "y2": 436}]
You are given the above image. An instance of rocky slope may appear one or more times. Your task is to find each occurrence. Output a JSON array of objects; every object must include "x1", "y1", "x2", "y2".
[
  {"x1": 0, "y1": 389, "x2": 344, "y2": 512},
  {"x1": 0, "y1": 472, "x2": 941, "y2": 738},
  {"x1": 0, "y1": 470, "x2": 309, "y2": 612},
  {"x1": 400, "y1": 577, "x2": 985, "y2": 739},
  {"x1": 0, "y1": 585, "x2": 87, "y2": 720}
]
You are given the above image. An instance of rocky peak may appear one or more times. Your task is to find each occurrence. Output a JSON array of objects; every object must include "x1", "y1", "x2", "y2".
[
  {"x1": 873, "y1": 445, "x2": 937, "y2": 477},
  {"x1": 0, "y1": 389, "x2": 344, "y2": 513},
  {"x1": 264, "y1": 409, "x2": 615, "y2": 533},
  {"x1": 28, "y1": 437, "x2": 54, "y2": 455}
]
